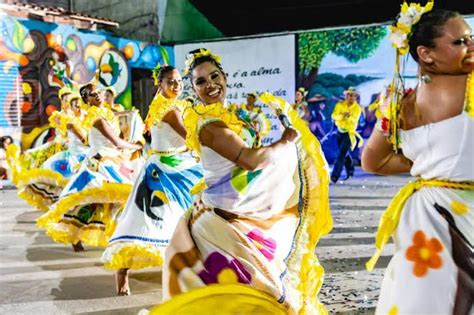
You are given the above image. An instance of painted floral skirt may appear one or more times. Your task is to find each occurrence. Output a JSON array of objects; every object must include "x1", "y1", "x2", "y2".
[
  {"x1": 11, "y1": 142, "x2": 86, "y2": 212},
  {"x1": 36, "y1": 155, "x2": 135, "y2": 247},
  {"x1": 376, "y1": 186, "x2": 473, "y2": 315},
  {"x1": 101, "y1": 152, "x2": 203, "y2": 270}
]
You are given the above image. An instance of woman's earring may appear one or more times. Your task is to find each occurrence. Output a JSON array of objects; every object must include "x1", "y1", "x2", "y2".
[{"x1": 421, "y1": 74, "x2": 432, "y2": 83}]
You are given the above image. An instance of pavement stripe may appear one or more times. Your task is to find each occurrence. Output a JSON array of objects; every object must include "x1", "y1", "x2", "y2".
[
  {"x1": 0, "y1": 292, "x2": 162, "y2": 314},
  {"x1": 0, "y1": 265, "x2": 162, "y2": 283}
]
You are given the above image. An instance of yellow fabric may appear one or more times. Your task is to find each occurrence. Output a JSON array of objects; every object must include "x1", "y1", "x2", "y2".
[
  {"x1": 259, "y1": 92, "x2": 332, "y2": 314},
  {"x1": 182, "y1": 102, "x2": 245, "y2": 157},
  {"x1": 18, "y1": 189, "x2": 50, "y2": 212},
  {"x1": 5, "y1": 143, "x2": 21, "y2": 185},
  {"x1": 144, "y1": 94, "x2": 188, "y2": 132},
  {"x1": 20, "y1": 125, "x2": 50, "y2": 151},
  {"x1": 368, "y1": 100, "x2": 383, "y2": 119},
  {"x1": 189, "y1": 178, "x2": 207, "y2": 195},
  {"x1": 465, "y1": 71, "x2": 474, "y2": 118},
  {"x1": 331, "y1": 100, "x2": 363, "y2": 150},
  {"x1": 16, "y1": 168, "x2": 69, "y2": 187},
  {"x1": 366, "y1": 179, "x2": 474, "y2": 271},
  {"x1": 48, "y1": 111, "x2": 68, "y2": 138},
  {"x1": 83, "y1": 105, "x2": 118, "y2": 131},
  {"x1": 16, "y1": 169, "x2": 69, "y2": 211},
  {"x1": 103, "y1": 244, "x2": 164, "y2": 270},
  {"x1": 150, "y1": 284, "x2": 287, "y2": 315},
  {"x1": 37, "y1": 183, "x2": 132, "y2": 229}
]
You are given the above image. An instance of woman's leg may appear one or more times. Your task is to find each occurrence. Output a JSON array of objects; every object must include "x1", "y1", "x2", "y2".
[{"x1": 116, "y1": 268, "x2": 131, "y2": 296}]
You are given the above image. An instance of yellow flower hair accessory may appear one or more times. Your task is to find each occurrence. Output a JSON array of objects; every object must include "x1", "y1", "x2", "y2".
[
  {"x1": 382, "y1": 0, "x2": 433, "y2": 151},
  {"x1": 183, "y1": 49, "x2": 222, "y2": 76},
  {"x1": 388, "y1": 1, "x2": 434, "y2": 55},
  {"x1": 152, "y1": 63, "x2": 168, "y2": 86}
]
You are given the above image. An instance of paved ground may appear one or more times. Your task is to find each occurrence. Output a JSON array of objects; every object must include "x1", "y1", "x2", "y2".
[{"x1": 0, "y1": 169, "x2": 412, "y2": 314}]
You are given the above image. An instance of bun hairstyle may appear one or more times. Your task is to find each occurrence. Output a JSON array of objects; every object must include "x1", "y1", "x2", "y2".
[{"x1": 408, "y1": 9, "x2": 460, "y2": 62}]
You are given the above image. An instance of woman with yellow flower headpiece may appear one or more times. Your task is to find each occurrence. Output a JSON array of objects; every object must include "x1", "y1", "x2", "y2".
[
  {"x1": 101, "y1": 65, "x2": 203, "y2": 296},
  {"x1": 36, "y1": 82, "x2": 142, "y2": 252},
  {"x1": 362, "y1": 2, "x2": 473, "y2": 314},
  {"x1": 151, "y1": 48, "x2": 331, "y2": 314}
]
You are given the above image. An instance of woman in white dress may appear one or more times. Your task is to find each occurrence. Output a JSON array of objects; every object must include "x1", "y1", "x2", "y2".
[
  {"x1": 37, "y1": 83, "x2": 142, "y2": 252},
  {"x1": 11, "y1": 90, "x2": 87, "y2": 211},
  {"x1": 362, "y1": 4, "x2": 473, "y2": 314},
  {"x1": 101, "y1": 65, "x2": 203, "y2": 295},
  {"x1": 154, "y1": 49, "x2": 331, "y2": 314}
]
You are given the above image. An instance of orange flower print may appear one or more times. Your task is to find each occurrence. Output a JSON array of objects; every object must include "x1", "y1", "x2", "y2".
[{"x1": 405, "y1": 230, "x2": 443, "y2": 277}]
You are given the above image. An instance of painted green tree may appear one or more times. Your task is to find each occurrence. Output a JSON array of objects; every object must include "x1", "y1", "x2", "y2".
[{"x1": 298, "y1": 25, "x2": 387, "y2": 89}]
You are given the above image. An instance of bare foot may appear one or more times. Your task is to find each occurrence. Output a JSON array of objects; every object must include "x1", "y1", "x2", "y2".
[
  {"x1": 72, "y1": 241, "x2": 84, "y2": 252},
  {"x1": 116, "y1": 268, "x2": 131, "y2": 296}
]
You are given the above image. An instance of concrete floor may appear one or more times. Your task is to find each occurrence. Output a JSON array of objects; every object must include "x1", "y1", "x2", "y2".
[{"x1": 0, "y1": 169, "x2": 412, "y2": 314}]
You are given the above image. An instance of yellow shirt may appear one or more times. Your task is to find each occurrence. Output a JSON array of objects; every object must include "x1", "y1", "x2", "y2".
[{"x1": 331, "y1": 100, "x2": 363, "y2": 149}]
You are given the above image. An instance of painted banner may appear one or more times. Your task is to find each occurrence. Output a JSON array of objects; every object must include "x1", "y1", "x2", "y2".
[{"x1": 298, "y1": 16, "x2": 474, "y2": 165}]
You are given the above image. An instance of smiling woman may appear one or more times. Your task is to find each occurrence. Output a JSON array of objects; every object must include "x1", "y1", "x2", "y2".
[{"x1": 154, "y1": 48, "x2": 332, "y2": 314}]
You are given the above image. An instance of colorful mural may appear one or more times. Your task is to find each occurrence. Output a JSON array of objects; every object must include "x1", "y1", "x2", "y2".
[{"x1": 0, "y1": 16, "x2": 172, "y2": 136}]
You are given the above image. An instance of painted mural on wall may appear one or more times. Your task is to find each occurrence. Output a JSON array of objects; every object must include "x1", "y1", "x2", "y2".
[
  {"x1": 0, "y1": 16, "x2": 172, "y2": 133},
  {"x1": 298, "y1": 16, "x2": 474, "y2": 165}
]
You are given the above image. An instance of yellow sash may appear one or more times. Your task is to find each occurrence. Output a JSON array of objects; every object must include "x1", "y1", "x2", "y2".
[{"x1": 366, "y1": 179, "x2": 474, "y2": 271}]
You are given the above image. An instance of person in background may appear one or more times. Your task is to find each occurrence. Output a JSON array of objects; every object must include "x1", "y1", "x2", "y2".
[
  {"x1": 104, "y1": 86, "x2": 125, "y2": 112},
  {"x1": 330, "y1": 87, "x2": 363, "y2": 183},
  {"x1": 0, "y1": 136, "x2": 14, "y2": 180},
  {"x1": 292, "y1": 87, "x2": 311, "y2": 122},
  {"x1": 362, "y1": 3, "x2": 473, "y2": 314}
]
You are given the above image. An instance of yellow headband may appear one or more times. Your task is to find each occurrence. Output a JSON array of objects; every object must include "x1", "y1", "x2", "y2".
[{"x1": 183, "y1": 48, "x2": 222, "y2": 76}]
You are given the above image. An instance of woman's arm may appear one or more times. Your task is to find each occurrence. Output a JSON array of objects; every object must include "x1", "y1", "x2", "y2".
[
  {"x1": 93, "y1": 118, "x2": 142, "y2": 150},
  {"x1": 361, "y1": 129, "x2": 412, "y2": 175},
  {"x1": 67, "y1": 123, "x2": 87, "y2": 144},
  {"x1": 200, "y1": 121, "x2": 298, "y2": 171},
  {"x1": 162, "y1": 109, "x2": 187, "y2": 139}
]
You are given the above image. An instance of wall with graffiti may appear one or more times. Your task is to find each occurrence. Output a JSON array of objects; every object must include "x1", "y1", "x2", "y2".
[
  {"x1": 0, "y1": 16, "x2": 172, "y2": 133},
  {"x1": 298, "y1": 16, "x2": 474, "y2": 166}
]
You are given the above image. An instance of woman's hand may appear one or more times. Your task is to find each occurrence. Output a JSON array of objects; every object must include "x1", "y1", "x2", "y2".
[{"x1": 280, "y1": 127, "x2": 298, "y2": 143}]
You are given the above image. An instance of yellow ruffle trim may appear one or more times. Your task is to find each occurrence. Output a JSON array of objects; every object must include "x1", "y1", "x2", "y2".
[
  {"x1": 5, "y1": 143, "x2": 21, "y2": 185},
  {"x1": 16, "y1": 168, "x2": 69, "y2": 187},
  {"x1": 260, "y1": 92, "x2": 332, "y2": 315},
  {"x1": 182, "y1": 102, "x2": 245, "y2": 157},
  {"x1": 18, "y1": 189, "x2": 50, "y2": 212},
  {"x1": 83, "y1": 105, "x2": 118, "y2": 131},
  {"x1": 37, "y1": 183, "x2": 132, "y2": 229},
  {"x1": 366, "y1": 179, "x2": 474, "y2": 271},
  {"x1": 144, "y1": 94, "x2": 188, "y2": 132},
  {"x1": 465, "y1": 71, "x2": 474, "y2": 117},
  {"x1": 44, "y1": 221, "x2": 110, "y2": 247},
  {"x1": 151, "y1": 284, "x2": 287, "y2": 315},
  {"x1": 15, "y1": 169, "x2": 69, "y2": 212},
  {"x1": 103, "y1": 243, "x2": 164, "y2": 270}
]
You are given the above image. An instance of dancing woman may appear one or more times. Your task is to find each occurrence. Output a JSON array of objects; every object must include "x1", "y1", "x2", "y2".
[
  {"x1": 37, "y1": 83, "x2": 142, "y2": 251},
  {"x1": 101, "y1": 65, "x2": 203, "y2": 295},
  {"x1": 362, "y1": 2, "x2": 473, "y2": 314},
  {"x1": 156, "y1": 49, "x2": 331, "y2": 314}
]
